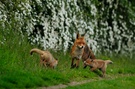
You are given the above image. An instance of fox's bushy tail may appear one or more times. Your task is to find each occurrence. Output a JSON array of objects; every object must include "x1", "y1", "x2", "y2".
[
  {"x1": 105, "y1": 60, "x2": 113, "y2": 65},
  {"x1": 30, "y1": 48, "x2": 44, "y2": 55}
]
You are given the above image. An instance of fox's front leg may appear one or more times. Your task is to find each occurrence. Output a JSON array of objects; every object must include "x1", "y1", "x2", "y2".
[
  {"x1": 90, "y1": 67, "x2": 97, "y2": 71},
  {"x1": 76, "y1": 59, "x2": 80, "y2": 68},
  {"x1": 71, "y1": 58, "x2": 76, "y2": 68}
]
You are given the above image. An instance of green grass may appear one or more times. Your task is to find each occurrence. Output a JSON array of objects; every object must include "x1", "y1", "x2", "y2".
[
  {"x1": 0, "y1": 29, "x2": 135, "y2": 88},
  {"x1": 65, "y1": 75, "x2": 135, "y2": 89}
]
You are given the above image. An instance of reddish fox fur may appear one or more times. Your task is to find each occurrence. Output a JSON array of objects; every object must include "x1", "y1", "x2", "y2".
[
  {"x1": 30, "y1": 48, "x2": 58, "y2": 68},
  {"x1": 70, "y1": 33, "x2": 96, "y2": 68},
  {"x1": 84, "y1": 58, "x2": 113, "y2": 77}
]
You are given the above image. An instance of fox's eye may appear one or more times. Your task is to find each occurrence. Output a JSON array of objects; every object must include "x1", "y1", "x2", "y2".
[
  {"x1": 78, "y1": 42, "x2": 85, "y2": 44},
  {"x1": 79, "y1": 42, "x2": 82, "y2": 44},
  {"x1": 77, "y1": 42, "x2": 80, "y2": 44},
  {"x1": 81, "y1": 42, "x2": 85, "y2": 45}
]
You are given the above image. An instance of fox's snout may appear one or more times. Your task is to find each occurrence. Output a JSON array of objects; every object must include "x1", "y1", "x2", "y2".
[
  {"x1": 84, "y1": 61, "x2": 89, "y2": 65},
  {"x1": 78, "y1": 45, "x2": 85, "y2": 49}
]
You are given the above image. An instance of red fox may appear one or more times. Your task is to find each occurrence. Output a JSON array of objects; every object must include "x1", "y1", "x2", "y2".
[
  {"x1": 70, "y1": 33, "x2": 96, "y2": 68},
  {"x1": 84, "y1": 58, "x2": 113, "y2": 77},
  {"x1": 30, "y1": 48, "x2": 58, "y2": 68}
]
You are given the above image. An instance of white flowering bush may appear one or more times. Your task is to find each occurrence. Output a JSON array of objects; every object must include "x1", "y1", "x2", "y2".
[{"x1": 0, "y1": 0, "x2": 135, "y2": 54}]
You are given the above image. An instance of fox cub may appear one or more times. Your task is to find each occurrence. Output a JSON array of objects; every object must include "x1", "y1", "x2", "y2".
[
  {"x1": 30, "y1": 48, "x2": 58, "y2": 68},
  {"x1": 84, "y1": 58, "x2": 113, "y2": 77}
]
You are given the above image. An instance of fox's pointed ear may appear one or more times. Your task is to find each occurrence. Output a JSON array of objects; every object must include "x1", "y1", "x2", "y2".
[{"x1": 76, "y1": 32, "x2": 80, "y2": 39}]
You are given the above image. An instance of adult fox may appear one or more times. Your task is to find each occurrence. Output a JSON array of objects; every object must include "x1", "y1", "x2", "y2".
[
  {"x1": 30, "y1": 48, "x2": 58, "y2": 68},
  {"x1": 70, "y1": 33, "x2": 96, "y2": 68}
]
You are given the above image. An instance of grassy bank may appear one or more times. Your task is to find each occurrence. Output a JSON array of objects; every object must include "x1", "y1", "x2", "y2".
[
  {"x1": 0, "y1": 30, "x2": 135, "y2": 89},
  {"x1": 65, "y1": 74, "x2": 135, "y2": 89}
]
